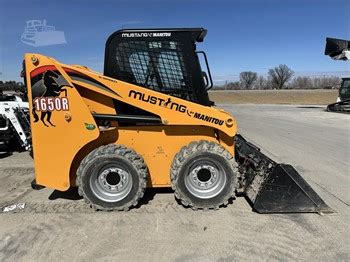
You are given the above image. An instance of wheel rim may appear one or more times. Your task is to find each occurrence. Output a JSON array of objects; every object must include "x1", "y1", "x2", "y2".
[
  {"x1": 184, "y1": 160, "x2": 227, "y2": 199},
  {"x1": 90, "y1": 164, "x2": 133, "y2": 202}
]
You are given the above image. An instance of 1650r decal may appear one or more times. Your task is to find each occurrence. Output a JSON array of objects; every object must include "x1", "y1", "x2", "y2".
[
  {"x1": 33, "y1": 97, "x2": 69, "y2": 111},
  {"x1": 31, "y1": 68, "x2": 72, "y2": 127}
]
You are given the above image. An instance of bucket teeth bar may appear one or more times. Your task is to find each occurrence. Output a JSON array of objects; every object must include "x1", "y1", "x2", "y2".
[{"x1": 235, "y1": 134, "x2": 333, "y2": 214}]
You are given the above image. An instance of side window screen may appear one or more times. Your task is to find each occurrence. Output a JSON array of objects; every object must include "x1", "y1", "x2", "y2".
[
  {"x1": 157, "y1": 51, "x2": 185, "y2": 90},
  {"x1": 340, "y1": 80, "x2": 350, "y2": 95},
  {"x1": 342, "y1": 80, "x2": 350, "y2": 88},
  {"x1": 129, "y1": 52, "x2": 151, "y2": 85},
  {"x1": 114, "y1": 39, "x2": 193, "y2": 100}
]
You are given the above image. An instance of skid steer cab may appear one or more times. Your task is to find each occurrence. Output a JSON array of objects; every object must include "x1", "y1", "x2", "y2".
[{"x1": 23, "y1": 28, "x2": 332, "y2": 213}]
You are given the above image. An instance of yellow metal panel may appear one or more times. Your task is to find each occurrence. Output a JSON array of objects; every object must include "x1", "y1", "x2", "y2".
[
  {"x1": 50, "y1": 58, "x2": 238, "y2": 137},
  {"x1": 25, "y1": 54, "x2": 99, "y2": 190},
  {"x1": 24, "y1": 53, "x2": 237, "y2": 191},
  {"x1": 75, "y1": 85, "x2": 116, "y2": 114},
  {"x1": 101, "y1": 126, "x2": 234, "y2": 186}
]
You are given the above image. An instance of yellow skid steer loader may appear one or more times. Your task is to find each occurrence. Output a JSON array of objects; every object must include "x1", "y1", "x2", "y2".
[{"x1": 23, "y1": 28, "x2": 332, "y2": 213}]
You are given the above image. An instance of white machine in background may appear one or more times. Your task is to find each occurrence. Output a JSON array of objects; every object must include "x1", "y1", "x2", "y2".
[
  {"x1": 0, "y1": 93, "x2": 31, "y2": 153},
  {"x1": 0, "y1": 114, "x2": 11, "y2": 153},
  {"x1": 325, "y1": 37, "x2": 350, "y2": 113}
]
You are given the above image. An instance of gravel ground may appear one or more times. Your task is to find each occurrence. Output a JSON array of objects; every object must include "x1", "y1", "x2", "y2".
[{"x1": 0, "y1": 104, "x2": 349, "y2": 261}]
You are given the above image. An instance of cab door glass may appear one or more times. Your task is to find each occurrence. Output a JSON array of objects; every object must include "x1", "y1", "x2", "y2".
[
  {"x1": 340, "y1": 80, "x2": 350, "y2": 95},
  {"x1": 157, "y1": 51, "x2": 185, "y2": 90}
]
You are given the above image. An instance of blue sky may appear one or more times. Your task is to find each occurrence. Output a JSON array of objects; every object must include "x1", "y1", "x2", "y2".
[{"x1": 0, "y1": 0, "x2": 349, "y2": 83}]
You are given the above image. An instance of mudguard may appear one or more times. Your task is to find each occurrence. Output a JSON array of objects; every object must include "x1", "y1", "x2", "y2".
[{"x1": 235, "y1": 135, "x2": 333, "y2": 214}]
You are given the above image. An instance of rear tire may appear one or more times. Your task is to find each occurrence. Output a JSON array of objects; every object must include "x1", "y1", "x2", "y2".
[
  {"x1": 76, "y1": 144, "x2": 148, "y2": 211},
  {"x1": 171, "y1": 141, "x2": 238, "y2": 210}
]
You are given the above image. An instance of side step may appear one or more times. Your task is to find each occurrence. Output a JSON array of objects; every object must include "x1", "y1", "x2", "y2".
[{"x1": 235, "y1": 134, "x2": 333, "y2": 214}]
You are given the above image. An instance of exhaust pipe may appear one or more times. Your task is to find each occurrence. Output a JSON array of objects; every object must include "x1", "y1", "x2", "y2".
[{"x1": 235, "y1": 135, "x2": 333, "y2": 214}]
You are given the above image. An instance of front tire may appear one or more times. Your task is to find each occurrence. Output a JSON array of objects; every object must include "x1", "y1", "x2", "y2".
[
  {"x1": 171, "y1": 141, "x2": 238, "y2": 210},
  {"x1": 76, "y1": 144, "x2": 148, "y2": 211}
]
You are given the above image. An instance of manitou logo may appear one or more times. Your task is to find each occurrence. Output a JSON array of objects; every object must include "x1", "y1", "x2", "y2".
[
  {"x1": 192, "y1": 113, "x2": 224, "y2": 126},
  {"x1": 122, "y1": 32, "x2": 171, "y2": 38}
]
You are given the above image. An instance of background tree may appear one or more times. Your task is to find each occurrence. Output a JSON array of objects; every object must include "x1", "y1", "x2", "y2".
[
  {"x1": 312, "y1": 76, "x2": 341, "y2": 89},
  {"x1": 0, "y1": 81, "x2": 25, "y2": 92},
  {"x1": 226, "y1": 81, "x2": 241, "y2": 90},
  {"x1": 290, "y1": 76, "x2": 313, "y2": 89},
  {"x1": 255, "y1": 76, "x2": 268, "y2": 90},
  {"x1": 239, "y1": 71, "x2": 258, "y2": 89},
  {"x1": 213, "y1": 74, "x2": 340, "y2": 90},
  {"x1": 268, "y1": 64, "x2": 294, "y2": 89}
]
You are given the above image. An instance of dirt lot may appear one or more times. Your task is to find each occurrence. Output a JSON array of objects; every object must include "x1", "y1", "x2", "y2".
[
  {"x1": 0, "y1": 104, "x2": 349, "y2": 261},
  {"x1": 209, "y1": 89, "x2": 338, "y2": 104}
]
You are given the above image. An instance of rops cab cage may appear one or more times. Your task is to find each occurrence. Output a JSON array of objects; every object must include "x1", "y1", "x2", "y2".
[{"x1": 104, "y1": 28, "x2": 213, "y2": 109}]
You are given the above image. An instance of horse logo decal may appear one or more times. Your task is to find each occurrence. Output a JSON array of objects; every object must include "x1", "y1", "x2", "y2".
[{"x1": 31, "y1": 69, "x2": 72, "y2": 127}]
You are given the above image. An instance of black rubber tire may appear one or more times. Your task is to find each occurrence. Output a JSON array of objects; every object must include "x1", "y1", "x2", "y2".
[
  {"x1": 171, "y1": 140, "x2": 238, "y2": 210},
  {"x1": 76, "y1": 144, "x2": 148, "y2": 211}
]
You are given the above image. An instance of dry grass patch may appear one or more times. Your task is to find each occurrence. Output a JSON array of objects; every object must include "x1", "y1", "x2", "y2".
[{"x1": 209, "y1": 89, "x2": 338, "y2": 105}]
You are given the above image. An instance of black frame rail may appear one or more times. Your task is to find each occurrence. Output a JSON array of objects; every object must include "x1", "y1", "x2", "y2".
[{"x1": 93, "y1": 113, "x2": 162, "y2": 124}]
